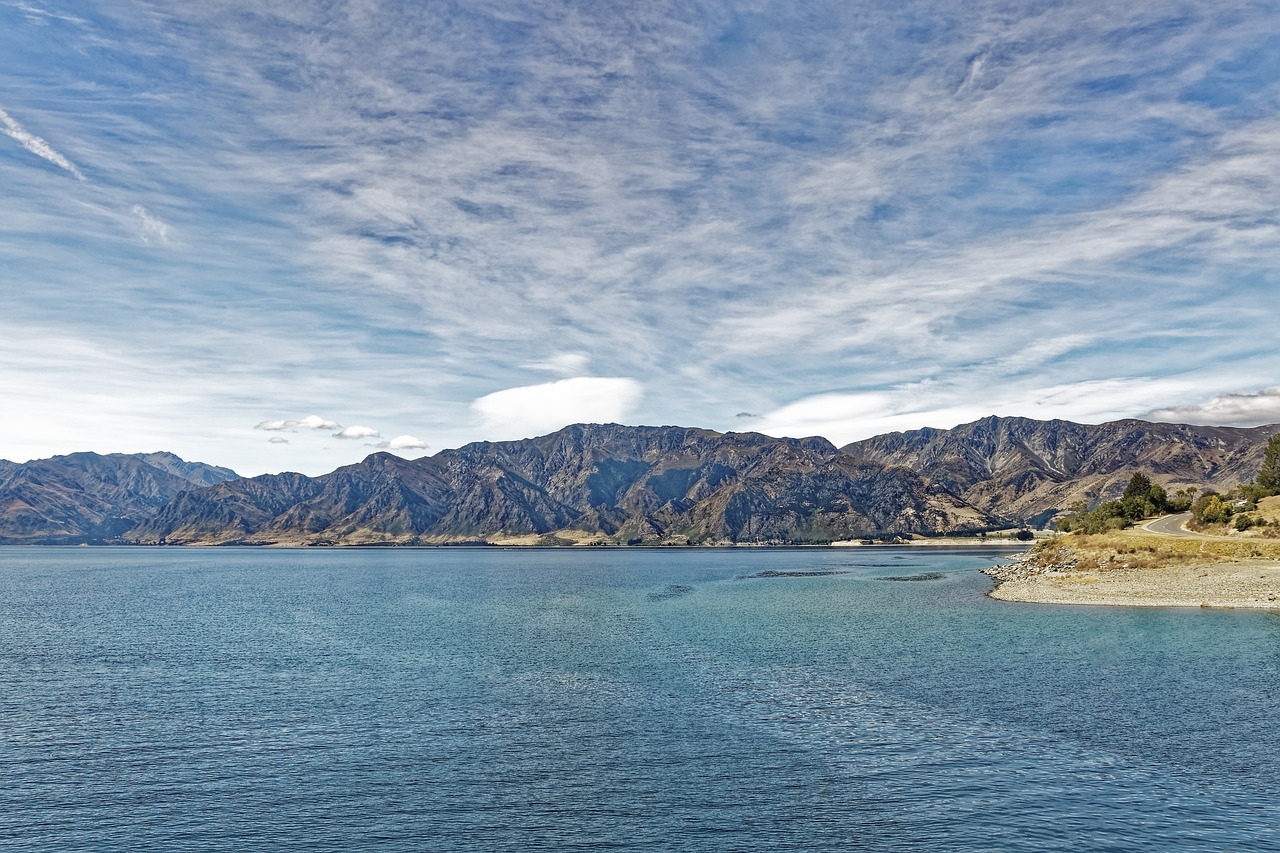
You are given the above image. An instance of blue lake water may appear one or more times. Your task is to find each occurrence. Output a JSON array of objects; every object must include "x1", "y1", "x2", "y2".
[{"x1": 1, "y1": 546, "x2": 1278, "y2": 851}]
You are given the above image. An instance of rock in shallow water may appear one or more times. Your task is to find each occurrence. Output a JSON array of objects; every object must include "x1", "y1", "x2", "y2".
[{"x1": 877, "y1": 572, "x2": 947, "y2": 582}]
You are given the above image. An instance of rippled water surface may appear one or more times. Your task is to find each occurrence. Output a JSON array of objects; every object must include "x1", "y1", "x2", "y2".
[{"x1": 2, "y1": 547, "x2": 1278, "y2": 851}]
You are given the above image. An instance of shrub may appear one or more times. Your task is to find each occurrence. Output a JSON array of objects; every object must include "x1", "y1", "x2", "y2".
[{"x1": 1191, "y1": 492, "x2": 1231, "y2": 525}]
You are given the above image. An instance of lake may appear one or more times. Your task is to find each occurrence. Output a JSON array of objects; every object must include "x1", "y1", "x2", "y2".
[{"x1": 1, "y1": 546, "x2": 1278, "y2": 851}]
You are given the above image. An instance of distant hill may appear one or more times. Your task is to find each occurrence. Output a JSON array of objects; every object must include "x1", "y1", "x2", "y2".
[
  {"x1": 127, "y1": 424, "x2": 995, "y2": 545},
  {"x1": 131, "y1": 451, "x2": 239, "y2": 487},
  {"x1": 0, "y1": 452, "x2": 239, "y2": 544},
  {"x1": 842, "y1": 416, "x2": 1278, "y2": 526}
]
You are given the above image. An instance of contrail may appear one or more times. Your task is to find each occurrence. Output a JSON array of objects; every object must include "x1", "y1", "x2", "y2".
[{"x1": 0, "y1": 105, "x2": 86, "y2": 180}]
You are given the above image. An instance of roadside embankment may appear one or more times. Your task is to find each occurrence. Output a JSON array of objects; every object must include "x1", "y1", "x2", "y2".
[{"x1": 985, "y1": 531, "x2": 1280, "y2": 609}]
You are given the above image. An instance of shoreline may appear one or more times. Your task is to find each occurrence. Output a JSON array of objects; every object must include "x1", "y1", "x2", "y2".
[{"x1": 985, "y1": 534, "x2": 1280, "y2": 610}]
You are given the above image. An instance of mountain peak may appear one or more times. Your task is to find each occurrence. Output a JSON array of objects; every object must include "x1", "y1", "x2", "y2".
[{"x1": 0, "y1": 451, "x2": 238, "y2": 544}]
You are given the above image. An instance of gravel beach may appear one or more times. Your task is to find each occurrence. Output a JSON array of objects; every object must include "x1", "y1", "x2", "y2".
[{"x1": 987, "y1": 558, "x2": 1280, "y2": 609}]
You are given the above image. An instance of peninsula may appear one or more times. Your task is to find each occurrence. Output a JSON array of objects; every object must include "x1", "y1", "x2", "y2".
[{"x1": 985, "y1": 504, "x2": 1280, "y2": 609}]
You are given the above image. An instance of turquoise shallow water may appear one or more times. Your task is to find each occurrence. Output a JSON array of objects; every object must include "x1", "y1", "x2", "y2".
[{"x1": 1, "y1": 546, "x2": 1278, "y2": 851}]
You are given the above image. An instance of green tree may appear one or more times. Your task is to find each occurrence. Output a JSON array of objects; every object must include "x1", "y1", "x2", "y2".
[
  {"x1": 1257, "y1": 433, "x2": 1280, "y2": 495},
  {"x1": 1056, "y1": 497, "x2": 1143, "y2": 534},
  {"x1": 1167, "y1": 487, "x2": 1194, "y2": 513},
  {"x1": 1123, "y1": 472, "x2": 1153, "y2": 502},
  {"x1": 1115, "y1": 471, "x2": 1165, "y2": 519}
]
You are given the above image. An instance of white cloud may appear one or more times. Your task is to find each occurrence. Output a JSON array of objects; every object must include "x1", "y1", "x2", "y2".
[
  {"x1": 471, "y1": 377, "x2": 643, "y2": 441},
  {"x1": 334, "y1": 424, "x2": 380, "y2": 440},
  {"x1": 268, "y1": 436, "x2": 289, "y2": 444},
  {"x1": 0, "y1": 105, "x2": 85, "y2": 180},
  {"x1": 374, "y1": 434, "x2": 428, "y2": 451},
  {"x1": 131, "y1": 205, "x2": 170, "y2": 244},
  {"x1": 255, "y1": 414, "x2": 342, "y2": 431},
  {"x1": 1146, "y1": 388, "x2": 1280, "y2": 427}
]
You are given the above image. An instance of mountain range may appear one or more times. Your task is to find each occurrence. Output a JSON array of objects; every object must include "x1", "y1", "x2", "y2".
[
  {"x1": 2, "y1": 417, "x2": 1275, "y2": 545},
  {"x1": 128, "y1": 425, "x2": 988, "y2": 546}
]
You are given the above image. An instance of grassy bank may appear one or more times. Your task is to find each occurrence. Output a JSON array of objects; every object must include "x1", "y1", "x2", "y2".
[{"x1": 1026, "y1": 531, "x2": 1280, "y2": 573}]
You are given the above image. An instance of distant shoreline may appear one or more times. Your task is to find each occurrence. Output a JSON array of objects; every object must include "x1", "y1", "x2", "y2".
[{"x1": 0, "y1": 538, "x2": 1035, "y2": 549}]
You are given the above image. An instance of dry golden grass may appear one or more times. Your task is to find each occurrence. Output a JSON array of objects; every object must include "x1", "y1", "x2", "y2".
[
  {"x1": 488, "y1": 529, "x2": 610, "y2": 546},
  {"x1": 1256, "y1": 496, "x2": 1280, "y2": 523},
  {"x1": 1028, "y1": 531, "x2": 1280, "y2": 573}
]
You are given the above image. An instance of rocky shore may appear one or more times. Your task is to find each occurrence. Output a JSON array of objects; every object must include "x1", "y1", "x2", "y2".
[{"x1": 984, "y1": 534, "x2": 1280, "y2": 610}]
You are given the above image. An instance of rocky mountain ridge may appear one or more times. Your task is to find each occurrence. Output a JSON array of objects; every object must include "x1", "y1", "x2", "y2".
[
  {"x1": 6, "y1": 417, "x2": 1277, "y2": 545},
  {"x1": 841, "y1": 416, "x2": 1277, "y2": 526},
  {"x1": 0, "y1": 452, "x2": 240, "y2": 544},
  {"x1": 128, "y1": 424, "x2": 993, "y2": 545}
]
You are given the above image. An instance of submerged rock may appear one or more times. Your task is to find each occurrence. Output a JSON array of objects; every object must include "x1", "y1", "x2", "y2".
[
  {"x1": 647, "y1": 584, "x2": 695, "y2": 601},
  {"x1": 878, "y1": 572, "x2": 947, "y2": 582},
  {"x1": 743, "y1": 569, "x2": 849, "y2": 579}
]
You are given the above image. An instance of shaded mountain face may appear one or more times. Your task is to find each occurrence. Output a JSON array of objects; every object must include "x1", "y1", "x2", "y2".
[
  {"x1": 0, "y1": 452, "x2": 240, "y2": 544},
  {"x1": 129, "y1": 424, "x2": 994, "y2": 545},
  {"x1": 842, "y1": 416, "x2": 1278, "y2": 525}
]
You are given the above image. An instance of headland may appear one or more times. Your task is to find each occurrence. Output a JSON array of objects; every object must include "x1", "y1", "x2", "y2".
[{"x1": 985, "y1": 526, "x2": 1280, "y2": 609}]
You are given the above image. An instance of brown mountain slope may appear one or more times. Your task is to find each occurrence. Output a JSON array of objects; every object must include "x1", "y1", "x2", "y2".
[
  {"x1": 841, "y1": 416, "x2": 1277, "y2": 525},
  {"x1": 0, "y1": 452, "x2": 240, "y2": 544},
  {"x1": 128, "y1": 424, "x2": 996, "y2": 545}
]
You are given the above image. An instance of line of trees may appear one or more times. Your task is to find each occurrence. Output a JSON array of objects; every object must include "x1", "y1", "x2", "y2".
[
  {"x1": 1055, "y1": 472, "x2": 1186, "y2": 534},
  {"x1": 1188, "y1": 433, "x2": 1280, "y2": 532}
]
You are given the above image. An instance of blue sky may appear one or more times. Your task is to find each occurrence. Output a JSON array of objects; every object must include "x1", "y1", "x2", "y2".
[{"x1": 3, "y1": 0, "x2": 1280, "y2": 476}]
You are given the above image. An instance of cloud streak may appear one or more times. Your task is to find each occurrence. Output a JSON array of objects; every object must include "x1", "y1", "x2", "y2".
[
  {"x1": 0, "y1": 105, "x2": 84, "y2": 180},
  {"x1": 15, "y1": 3, "x2": 88, "y2": 27}
]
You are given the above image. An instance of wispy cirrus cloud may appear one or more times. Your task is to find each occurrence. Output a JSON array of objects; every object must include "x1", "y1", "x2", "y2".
[
  {"x1": 14, "y1": 3, "x2": 88, "y2": 27},
  {"x1": 130, "y1": 205, "x2": 170, "y2": 244},
  {"x1": 181, "y1": 0, "x2": 1277, "y2": 391},
  {"x1": 3, "y1": 1, "x2": 1280, "y2": 474},
  {"x1": 522, "y1": 352, "x2": 592, "y2": 377},
  {"x1": 0, "y1": 105, "x2": 84, "y2": 180}
]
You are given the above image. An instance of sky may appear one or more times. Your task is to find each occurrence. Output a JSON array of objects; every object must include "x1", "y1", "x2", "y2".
[{"x1": 2, "y1": 0, "x2": 1280, "y2": 476}]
